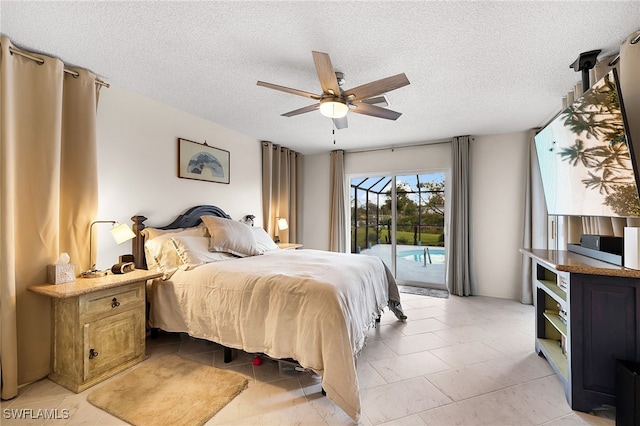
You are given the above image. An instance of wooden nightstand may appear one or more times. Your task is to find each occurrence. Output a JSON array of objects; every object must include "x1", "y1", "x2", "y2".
[
  {"x1": 277, "y1": 243, "x2": 303, "y2": 250},
  {"x1": 29, "y1": 269, "x2": 162, "y2": 393}
]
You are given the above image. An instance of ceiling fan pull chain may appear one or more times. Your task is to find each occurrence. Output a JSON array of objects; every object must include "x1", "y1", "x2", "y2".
[{"x1": 333, "y1": 127, "x2": 336, "y2": 145}]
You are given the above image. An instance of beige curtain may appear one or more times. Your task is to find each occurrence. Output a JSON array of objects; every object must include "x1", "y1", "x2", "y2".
[
  {"x1": 329, "y1": 150, "x2": 347, "y2": 252},
  {"x1": 1, "y1": 36, "x2": 99, "y2": 399},
  {"x1": 261, "y1": 142, "x2": 300, "y2": 243},
  {"x1": 448, "y1": 136, "x2": 476, "y2": 296}
]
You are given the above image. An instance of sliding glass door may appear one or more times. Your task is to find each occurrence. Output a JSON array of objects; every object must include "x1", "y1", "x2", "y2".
[{"x1": 350, "y1": 173, "x2": 446, "y2": 288}]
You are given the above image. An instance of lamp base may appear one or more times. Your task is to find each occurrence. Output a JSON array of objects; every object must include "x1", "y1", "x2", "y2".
[{"x1": 80, "y1": 269, "x2": 108, "y2": 278}]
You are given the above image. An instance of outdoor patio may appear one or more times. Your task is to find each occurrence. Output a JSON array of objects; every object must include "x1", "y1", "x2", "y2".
[{"x1": 360, "y1": 244, "x2": 446, "y2": 288}]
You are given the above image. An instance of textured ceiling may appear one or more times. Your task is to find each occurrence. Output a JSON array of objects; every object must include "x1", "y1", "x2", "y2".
[{"x1": 1, "y1": 1, "x2": 639, "y2": 154}]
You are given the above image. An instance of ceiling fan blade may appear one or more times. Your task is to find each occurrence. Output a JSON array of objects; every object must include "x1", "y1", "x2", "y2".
[
  {"x1": 257, "y1": 81, "x2": 321, "y2": 100},
  {"x1": 344, "y1": 73, "x2": 410, "y2": 101},
  {"x1": 333, "y1": 116, "x2": 348, "y2": 129},
  {"x1": 360, "y1": 95, "x2": 389, "y2": 107},
  {"x1": 350, "y1": 102, "x2": 402, "y2": 120},
  {"x1": 281, "y1": 103, "x2": 320, "y2": 117},
  {"x1": 312, "y1": 51, "x2": 341, "y2": 96}
]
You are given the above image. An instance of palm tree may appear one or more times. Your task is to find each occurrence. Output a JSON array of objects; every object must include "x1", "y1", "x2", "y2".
[{"x1": 556, "y1": 71, "x2": 639, "y2": 214}]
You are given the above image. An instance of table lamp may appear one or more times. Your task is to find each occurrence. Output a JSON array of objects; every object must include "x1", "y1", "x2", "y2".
[
  {"x1": 274, "y1": 217, "x2": 288, "y2": 243},
  {"x1": 81, "y1": 221, "x2": 136, "y2": 278}
]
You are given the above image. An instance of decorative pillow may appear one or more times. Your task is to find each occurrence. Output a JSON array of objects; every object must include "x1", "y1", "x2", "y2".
[
  {"x1": 144, "y1": 227, "x2": 208, "y2": 278},
  {"x1": 170, "y1": 235, "x2": 237, "y2": 270},
  {"x1": 252, "y1": 227, "x2": 279, "y2": 252},
  {"x1": 200, "y1": 215, "x2": 261, "y2": 257}
]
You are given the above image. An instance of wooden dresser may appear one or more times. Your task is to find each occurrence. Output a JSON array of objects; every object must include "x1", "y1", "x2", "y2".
[
  {"x1": 29, "y1": 269, "x2": 162, "y2": 393},
  {"x1": 521, "y1": 248, "x2": 640, "y2": 412}
]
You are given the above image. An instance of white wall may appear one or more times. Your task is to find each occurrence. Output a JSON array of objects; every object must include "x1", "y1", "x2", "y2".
[
  {"x1": 301, "y1": 153, "x2": 331, "y2": 249},
  {"x1": 344, "y1": 143, "x2": 452, "y2": 176},
  {"x1": 470, "y1": 132, "x2": 529, "y2": 299},
  {"x1": 301, "y1": 133, "x2": 530, "y2": 299},
  {"x1": 94, "y1": 86, "x2": 262, "y2": 269}
]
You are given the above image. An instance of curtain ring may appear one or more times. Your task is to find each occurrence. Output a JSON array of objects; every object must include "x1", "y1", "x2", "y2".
[
  {"x1": 632, "y1": 33, "x2": 640, "y2": 45},
  {"x1": 608, "y1": 55, "x2": 620, "y2": 66}
]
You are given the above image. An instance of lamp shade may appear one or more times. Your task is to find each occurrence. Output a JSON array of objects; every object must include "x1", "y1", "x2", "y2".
[
  {"x1": 110, "y1": 223, "x2": 136, "y2": 244},
  {"x1": 277, "y1": 218, "x2": 289, "y2": 230},
  {"x1": 319, "y1": 98, "x2": 348, "y2": 118}
]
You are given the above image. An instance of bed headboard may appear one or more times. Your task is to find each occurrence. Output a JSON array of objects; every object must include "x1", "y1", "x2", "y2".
[{"x1": 131, "y1": 205, "x2": 232, "y2": 269}]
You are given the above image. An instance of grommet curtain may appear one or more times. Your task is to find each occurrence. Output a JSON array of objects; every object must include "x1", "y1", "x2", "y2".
[
  {"x1": 448, "y1": 136, "x2": 476, "y2": 296},
  {"x1": 261, "y1": 142, "x2": 300, "y2": 243},
  {"x1": 329, "y1": 150, "x2": 347, "y2": 252},
  {"x1": 0, "y1": 36, "x2": 100, "y2": 399}
]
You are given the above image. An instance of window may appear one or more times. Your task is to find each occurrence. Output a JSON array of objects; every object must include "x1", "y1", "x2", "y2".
[{"x1": 350, "y1": 173, "x2": 446, "y2": 288}]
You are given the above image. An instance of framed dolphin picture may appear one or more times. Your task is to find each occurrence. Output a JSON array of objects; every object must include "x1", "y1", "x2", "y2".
[{"x1": 178, "y1": 138, "x2": 230, "y2": 184}]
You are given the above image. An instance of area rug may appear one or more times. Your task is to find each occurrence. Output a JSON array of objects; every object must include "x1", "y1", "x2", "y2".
[
  {"x1": 87, "y1": 354, "x2": 248, "y2": 426},
  {"x1": 398, "y1": 285, "x2": 449, "y2": 298}
]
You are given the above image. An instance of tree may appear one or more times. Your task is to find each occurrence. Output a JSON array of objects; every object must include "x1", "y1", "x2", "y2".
[
  {"x1": 419, "y1": 181, "x2": 445, "y2": 216},
  {"x1": 556, "y1": 73, "x2": 640, "y2": 215},
  {"x1": 383, "y1": 182, "x2": 418, "y2": 222},
  {"x1": 605, "y1": 184, "x2": 640, "y2": 216},
  {"x1": 352, "y1": 201, "x2": 380, "y2": 224}
]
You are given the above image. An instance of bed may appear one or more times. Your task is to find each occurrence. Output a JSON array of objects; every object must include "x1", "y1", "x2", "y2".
[{"x1": 131, "y1": 205, "x2": 406, "y2": 420}]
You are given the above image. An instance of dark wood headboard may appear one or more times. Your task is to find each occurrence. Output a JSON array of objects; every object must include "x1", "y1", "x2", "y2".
[{"x1": 131, "y1": 205, "x2": 232, "y2": 269}]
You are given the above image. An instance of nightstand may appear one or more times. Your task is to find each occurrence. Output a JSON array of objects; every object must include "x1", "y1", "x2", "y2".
[
  {"x1": 29, "y1": 269, "x2": 162, "y2": 393},
  {"x1": 277, "y1": 243, "x2": 303, "y2": 250}
]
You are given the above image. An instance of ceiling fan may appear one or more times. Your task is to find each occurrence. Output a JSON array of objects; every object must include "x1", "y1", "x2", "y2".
[{"x1": 257, "y1": 51, "x2": 410, "y2": 129}]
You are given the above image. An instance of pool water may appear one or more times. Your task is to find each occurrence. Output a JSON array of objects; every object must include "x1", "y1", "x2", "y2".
[{"x1": 398, "y1": 248, "x2": 445, "y2": 264}]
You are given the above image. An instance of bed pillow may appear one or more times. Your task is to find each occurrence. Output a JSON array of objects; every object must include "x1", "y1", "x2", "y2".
[
  {"x1": 252, "y1": 227, "x2": 279, "y2": 252},
  {"x1": 170, "y1": 235, "x2": 237, "y2": 270},
  {"x1": 200, "y1": 215, "x2": 261, "y2": 257},
  {"x1": 144, "y1": 227, "x2": 207, "y2": 277},
  {"x1": 142, "y1": 224, "x2": 207, "y2": 240},
  {"x1": 144, "y1": 236, "x2": 180, "y2": 278},
  {"x1": 142, "y1": 227, "x2": 184, "y2": 240}
]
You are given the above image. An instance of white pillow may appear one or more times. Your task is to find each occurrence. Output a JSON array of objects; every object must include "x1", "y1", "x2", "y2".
[
  {"x1": 252, "y1": 227, "x2": 278, "y2": 252},
  {"x1": 170, "y1": 235, "x2": 237, "y2": 270},
  {"x1": 200, "y1": 215, "x2": 261, "y2": 257},
  {"x1": 144, "y1": 227, "x2": 208, "y2": 277}
]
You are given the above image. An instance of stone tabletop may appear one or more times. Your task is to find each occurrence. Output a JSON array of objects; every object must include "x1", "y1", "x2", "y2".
[
  {"x1": 28, "y1": 269, "x2": 163, "y2": 298},
  {"x1": 520, "y1": 248, "x2": 640, "y2": 279}
]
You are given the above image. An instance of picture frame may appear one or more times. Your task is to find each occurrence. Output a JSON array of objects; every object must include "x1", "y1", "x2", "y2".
[{"x1": 177, "y1": 138, "x2": 230, "y2": 184}]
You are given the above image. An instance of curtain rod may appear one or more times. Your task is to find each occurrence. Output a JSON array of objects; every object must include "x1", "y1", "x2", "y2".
[
  {"x1": 346, "y1": 138, "x2": 453, "y2": 154},
  {"x1": 8, "y1": 46, "x2": 110, "y2": 88}
]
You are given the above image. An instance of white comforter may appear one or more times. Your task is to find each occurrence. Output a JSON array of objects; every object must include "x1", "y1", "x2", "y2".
[{"x1": 148, "y1": 249, "x2": 405, "y2": 420}]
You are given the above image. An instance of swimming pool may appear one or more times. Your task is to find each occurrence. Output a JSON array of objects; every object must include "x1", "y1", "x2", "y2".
[{"x1": 398, "y1": 248, "x2": 445, "y2": 264}]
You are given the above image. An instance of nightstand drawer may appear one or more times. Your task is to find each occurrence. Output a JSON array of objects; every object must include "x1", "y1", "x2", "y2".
[{"x1": 81, "y1": 282, "x2": 143, "y2": 320}]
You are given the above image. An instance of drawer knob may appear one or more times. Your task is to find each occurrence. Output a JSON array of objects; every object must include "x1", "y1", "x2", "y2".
[
  {"x1": 89, "y1": 348, "x2": 99, "y2": 359},
  {"x1": 111, "y1": 297, "x2": 120, "y2": 308}
]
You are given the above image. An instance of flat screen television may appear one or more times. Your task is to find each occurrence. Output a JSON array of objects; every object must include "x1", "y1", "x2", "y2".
[{"x1": 534, "y1": 69, "x2": 640, "y2": 217}]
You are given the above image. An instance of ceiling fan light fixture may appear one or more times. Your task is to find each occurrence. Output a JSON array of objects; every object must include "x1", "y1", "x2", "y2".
[{"x1": 319, "y1": 98, "x2": 348, "y2": 118}]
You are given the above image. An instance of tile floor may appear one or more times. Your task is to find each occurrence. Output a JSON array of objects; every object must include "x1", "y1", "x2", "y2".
[{"x1": 1, "y1": 293, "x2": 616, "y2": 425}]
